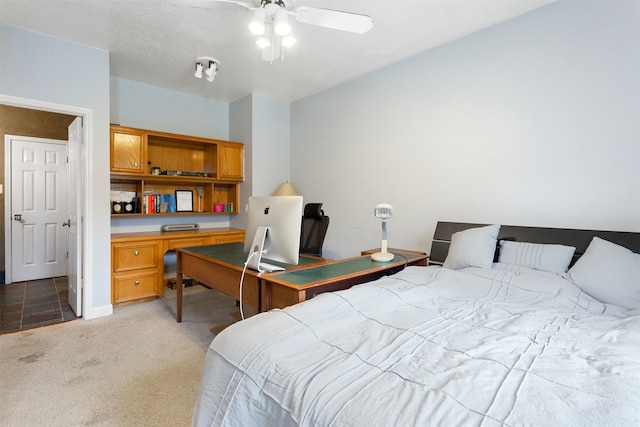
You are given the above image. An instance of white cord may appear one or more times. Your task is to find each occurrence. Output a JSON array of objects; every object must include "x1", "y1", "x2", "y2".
[{"x1": 240, "y1": 251, "x2": 258, "y2": 320}]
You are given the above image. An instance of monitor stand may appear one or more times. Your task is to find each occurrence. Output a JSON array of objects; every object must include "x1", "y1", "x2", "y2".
[{"x1": 246, "y1": 226, "x2": 269, "y2": 272}]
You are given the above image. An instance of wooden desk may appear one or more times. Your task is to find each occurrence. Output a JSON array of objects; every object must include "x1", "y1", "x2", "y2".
[
  {"x1": 261, "y1": 249, "x2": 428, "y2": 310},
  {"x1": 110, "y1": 227, "x2": 245, "y2": 305},
  {"x1": 175, "y1": 242, "x2": 326, "y2": 322},
  {"x1": 175, "y1": 244, "x2": 427, "y2": 321}
]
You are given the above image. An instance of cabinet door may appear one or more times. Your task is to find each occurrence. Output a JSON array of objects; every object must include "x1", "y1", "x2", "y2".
[
  {"x1": 219, "y1": 143, "x2": 244, "y2": 180},
  {"x1": 111, "y1": 128, "x2": 145, "y2": 174}
]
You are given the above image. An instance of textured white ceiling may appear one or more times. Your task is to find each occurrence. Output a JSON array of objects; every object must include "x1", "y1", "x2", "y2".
[{"x1": 0, "y1": 0, "x2": 556, "y2": 102}]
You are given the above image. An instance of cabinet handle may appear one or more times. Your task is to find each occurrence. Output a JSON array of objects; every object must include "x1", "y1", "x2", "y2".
[
  {"x1": 134, "y1": 162, "x2": 139, "y2": 167},
  {"x1": 134, "y1": 250, "x2": 139, "y2": 256},
  {"x1": 224, "y1": 169, "x2": 229, "y2": 173},
  {"x1": 134, "y1": 280, "x2": 140, "y2": 286}
]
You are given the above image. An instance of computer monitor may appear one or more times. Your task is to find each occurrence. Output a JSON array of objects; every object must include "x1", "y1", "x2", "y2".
[{"x1": 244, "y1": 195, "x2": 303, "y2": 272}]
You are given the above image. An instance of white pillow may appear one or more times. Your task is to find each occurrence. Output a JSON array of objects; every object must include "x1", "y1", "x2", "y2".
[
  {"x1": 566, "y1": 237, "x2": 640, "y2": 310},
  {"x1": 499, "y1": 240, "x2": 576, "y2": 274},
  {"x1": 443, "y1": 224, "x2": 500, "y2": 270}
]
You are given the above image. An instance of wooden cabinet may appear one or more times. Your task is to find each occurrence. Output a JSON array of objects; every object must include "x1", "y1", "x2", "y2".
[
  {"x1": 112, "y1": 240, "x2": 161, "y2": 304},
  {"x1": 110, "y1": 128, "x2": 145, "y2": 173},
  {"x1": 219, "y1": 142, "x2": 244, "y2": 180},
  {"x1": 111, "y1": 228, "x2": 245, "y2": 305},
  {"x1": 110, "y1": 125, "x2": 244, "y2": 216}
]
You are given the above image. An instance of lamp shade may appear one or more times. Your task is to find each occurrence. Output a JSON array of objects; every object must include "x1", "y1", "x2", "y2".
[{"x1": 272, "y1": 181, "x2": 298, "y2": 196}]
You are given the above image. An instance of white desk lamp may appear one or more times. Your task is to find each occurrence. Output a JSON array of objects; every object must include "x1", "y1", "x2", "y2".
[{"x1": 371, "y1": 203, "x2": 394, "y2": 262}]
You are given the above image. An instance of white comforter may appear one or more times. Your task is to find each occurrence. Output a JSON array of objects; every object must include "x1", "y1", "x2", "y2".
[{"x1": 192, "y1": 265, "x2": 640, "y2": 426}]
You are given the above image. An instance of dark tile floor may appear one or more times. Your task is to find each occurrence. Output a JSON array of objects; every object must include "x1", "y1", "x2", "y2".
[{"x1": 0, "y1": 277, "x2": 79, "y2": 334}]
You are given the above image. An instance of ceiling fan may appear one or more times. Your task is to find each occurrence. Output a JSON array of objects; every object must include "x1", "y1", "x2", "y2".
[{"x1": 173, "y1": 0, "x2": 373, "y2": 62}]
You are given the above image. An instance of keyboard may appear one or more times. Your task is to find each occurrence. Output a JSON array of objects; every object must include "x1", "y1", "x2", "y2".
[{"x1": 259, "y1": 262, "x2": 285, "y2": 272}]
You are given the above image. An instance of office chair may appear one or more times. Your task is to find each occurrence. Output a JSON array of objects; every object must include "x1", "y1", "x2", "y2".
[{"x1": 300, "y1": 203, "x2": 330, "y2": 257}]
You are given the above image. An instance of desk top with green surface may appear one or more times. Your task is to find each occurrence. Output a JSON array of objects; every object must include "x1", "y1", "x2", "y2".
[
  {"x1": 179, "y1": 241, "x2": 323, "y2": 270},
  {"x1": 180, "y1": 243, "x2": 427, "y2": 287},
  {"x1": 267, "y1": 250, "x2": 428, "y2": 288}
]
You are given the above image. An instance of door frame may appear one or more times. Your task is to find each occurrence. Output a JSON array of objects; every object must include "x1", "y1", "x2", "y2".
[{"x1": 1, "y1": 94, "x2": 92, "y2": 319}]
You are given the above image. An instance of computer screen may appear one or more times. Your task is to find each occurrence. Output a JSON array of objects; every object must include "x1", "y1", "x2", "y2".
[{"x1": 244, "y1": 195, "x2": 303, "y2": 271}]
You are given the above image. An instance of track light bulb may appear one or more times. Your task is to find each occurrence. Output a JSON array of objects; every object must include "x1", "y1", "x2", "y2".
[
  {"x1": 194, "y1": 62, "x2": 203, "y2": 79},
  {"x1": 205, "y1": 61, "x2": 218, "y2": 78},
  {"x1": 249, "y1": 8, "x2": 266, "y2": 35},
  {"x1": 273, "y1": 8, "x2": 291, "y2": 36}
]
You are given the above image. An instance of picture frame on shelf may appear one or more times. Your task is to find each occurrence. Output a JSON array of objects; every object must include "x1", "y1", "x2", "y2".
[{"x1": 175, "y1": 190, "x2": 194, "y2": 212}]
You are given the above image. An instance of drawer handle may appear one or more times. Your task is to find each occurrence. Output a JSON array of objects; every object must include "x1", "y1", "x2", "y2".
[
  {"x1": 134, "y1": 250, "x2": 139, "y2": 256},
  {"x1": 134, "y1": 280, "x2": 140, "y2": 286}
]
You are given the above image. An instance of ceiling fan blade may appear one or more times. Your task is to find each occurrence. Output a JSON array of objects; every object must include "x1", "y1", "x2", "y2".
[
  {"x1": 169, "y1": 0, "x2": 253, "y2": 11},
  {"x1": 294, "y1": 6, "x2": 373, "y2": 34}
]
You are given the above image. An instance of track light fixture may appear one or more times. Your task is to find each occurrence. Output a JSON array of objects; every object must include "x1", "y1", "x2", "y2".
[
  {"x1": 249, "y1": 0, "x2": 296, "y2": 63},
  {"x1": 194, "y1": 62, "x2": 203, "y2": 79},
  {"x1": 193, "y1": 57, "x2": 220, "y2": 83},
  {"x1": 205, "y1": 61, "x2": 218, "y2": 82}
]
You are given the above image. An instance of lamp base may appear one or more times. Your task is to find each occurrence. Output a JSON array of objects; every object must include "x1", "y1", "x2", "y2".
[{"x1": 371, "y1": 251, "x2": 394, "y2": 262}]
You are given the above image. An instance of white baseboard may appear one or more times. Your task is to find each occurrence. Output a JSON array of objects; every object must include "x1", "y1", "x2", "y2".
[{"x1": 84, "y1": 303, "x2": 113, "y2": 320}]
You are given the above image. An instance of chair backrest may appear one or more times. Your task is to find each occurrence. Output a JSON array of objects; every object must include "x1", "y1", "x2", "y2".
[{"x1": 300, "y1": 203, "x2": 330, "y2": 257}]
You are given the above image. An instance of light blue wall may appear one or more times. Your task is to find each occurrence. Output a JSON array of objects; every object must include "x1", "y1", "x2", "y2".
[
  {"x1": 0, "y1": 24, "x2": 112, "y2": 314},
  {"x1": 251, "y1": 94, "x2": 291, "y2": 197},
  {"x1": 291, "y1": 0, "x2": 640, "y2": 259},
  {"x1": 110, "y1": 77, "x2": 229, "y2": 140},
  {"x1": 229, "y1": 94, "x2": 292, "y2": 229},
  {"x1": 230, "y1": 94, "x2": 253, "y2": 229}
]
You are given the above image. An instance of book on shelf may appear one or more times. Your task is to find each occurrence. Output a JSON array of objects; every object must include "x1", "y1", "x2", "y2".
[{"x1": 143, "y1": 192, "x2": 176, "y2": 214}]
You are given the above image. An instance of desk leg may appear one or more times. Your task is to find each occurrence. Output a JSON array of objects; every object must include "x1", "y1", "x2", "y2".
[
  {"x1": 176, "y1": 251, "x2": 183, "y2": 322},
  {"x1": 259, "y1": 279, "x2": 268, "y2": 313}
]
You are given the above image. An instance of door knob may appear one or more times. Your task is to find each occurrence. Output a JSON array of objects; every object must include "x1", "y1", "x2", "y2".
[
  {"x1": 14, "y1": 214, "x2": 22, "y2": 221},
  {"x1": 62, "y1": 220, "x2": 71, "y2": 227}
]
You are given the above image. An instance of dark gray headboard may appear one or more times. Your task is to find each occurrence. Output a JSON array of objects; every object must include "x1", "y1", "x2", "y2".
[{"x1": 429, "y1": 222, "x2": 640, "y2": 266}]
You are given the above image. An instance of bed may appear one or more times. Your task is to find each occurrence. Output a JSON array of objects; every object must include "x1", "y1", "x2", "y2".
[{"x1": 192, "y1": 222, "x2": 640, "y2": 426}]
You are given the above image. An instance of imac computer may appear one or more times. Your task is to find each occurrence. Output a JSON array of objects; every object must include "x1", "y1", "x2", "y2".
[{"x1": 244, "y1": 195, "x2": 303, "y2": 272}]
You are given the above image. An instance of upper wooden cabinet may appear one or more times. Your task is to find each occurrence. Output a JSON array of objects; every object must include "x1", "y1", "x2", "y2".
[
  {"x1": 219, "y1": 142, "x2": 244, "y2": 180},
  {"x1": 110, "y1": 125, "x2": 244, "y2": 180},
  {"x1": 110, "y1": 128, "x2": 145, "y2": 174},
  {"x1": 110, "y1": 125, "x2": 244, "y2": 216}
]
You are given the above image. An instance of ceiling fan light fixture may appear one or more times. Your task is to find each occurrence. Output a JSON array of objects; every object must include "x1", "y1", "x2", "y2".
[
  {"x1": 188, "y1": 0, "x2": 372, "y2": 63},
  {"x1": 249, "y1": 8, "x2": 266, "y2": 35},
  {"x1": 256, "y1": 22, "x2": 272, "y2": 49},
  {"x1": 273, "y1": 8, "x2": 291, "y2": 36},
  {"x1": 194, "y1": 62, "x2": 203, "y2": 79},
  {"x1": 256, "y1": 36, "x2": 271, "y2": 49},
  {"x1": 281, "y1": 34, "x2": 296, "y2": 47}
]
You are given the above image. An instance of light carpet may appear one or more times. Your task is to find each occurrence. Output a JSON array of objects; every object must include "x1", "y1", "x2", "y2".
[{"x1": 0, "y1": 285, "x2": 254, "y2": 427}]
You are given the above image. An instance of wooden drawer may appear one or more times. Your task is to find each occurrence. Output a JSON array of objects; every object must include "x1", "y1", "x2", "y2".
[
  {"x1": 213, "y1": 233, "x2": 245, "y2": 244},
  {"x1": 165, "y1": 236, "x2": 212, "y2": 251},
  {"x1": 113, "y1": 242, "x2": 159, "y2": 272},
  {"x1": 113, "y1": 270, "x2": 158, "y2": 303}
]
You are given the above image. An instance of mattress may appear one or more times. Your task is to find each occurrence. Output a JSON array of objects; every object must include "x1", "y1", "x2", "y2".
[{"x1": 192, "y1": 265, "x2": 640, "y2": 426}]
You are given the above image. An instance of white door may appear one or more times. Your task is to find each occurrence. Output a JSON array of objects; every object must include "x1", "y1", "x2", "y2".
[
  {"x1": 11, "y1": 137, "x2": 68, "y2": 282},
  {"x1": 67, "y1": 117, "x2": 83, "y2": 316}
]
